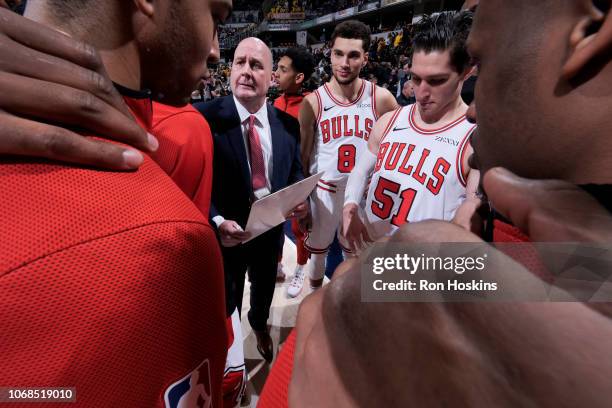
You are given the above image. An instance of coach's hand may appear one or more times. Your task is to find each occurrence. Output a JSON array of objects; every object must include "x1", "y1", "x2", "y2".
[
  {"x1": 218, "y1": 220, "x2": 251, "y2": 247},
  {"x1": 342, "y1": 203, "x2": 372, "y2": 253},
  {"x1": 0, "y1": 8, "x2": 158, "y2": 170}
]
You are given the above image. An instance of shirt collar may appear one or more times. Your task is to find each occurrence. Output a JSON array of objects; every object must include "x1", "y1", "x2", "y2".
[{"x1": 233, "y1": 95, "x2": 268, "y2": 127}]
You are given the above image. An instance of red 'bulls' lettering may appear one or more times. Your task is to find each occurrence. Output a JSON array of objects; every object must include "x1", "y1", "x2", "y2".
[
  {"x1": 412, "y1": 148, "x2": 430, "y2": 185},
  {"x1": 374, "y1": 142, "x2": 448, "y2": 193},
  {"x1": 427, "y1": 158, "x2": 451, "y2": 195},
  {"x1": 384, "y1": 143, "x2": 407, "y2": 171},
  {"x1": 375, "y1": 142, "x2": 390, "y2": 171},
  {"x1": 320, "y1": 115, "x2": 372, "y2": 144},
  {"x1": 321, "y1": 120, "x2": 331, "y2": 143}
]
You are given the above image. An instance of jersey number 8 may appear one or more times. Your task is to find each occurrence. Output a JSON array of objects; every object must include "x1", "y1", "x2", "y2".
[{"x1": 338, "y1": 144, "x2": 356, "y2": 173}]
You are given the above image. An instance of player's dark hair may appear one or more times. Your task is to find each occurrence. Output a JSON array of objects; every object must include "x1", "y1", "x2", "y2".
[
  {"x1": 281, "y1": 48, "x2": 315, "y2": 81},
  {"x1": 331, "y1": 20, "x2": 371, "y2": 52},
  {"x1": 411, "y1": 10, "x2": 473, "y2": 73}
]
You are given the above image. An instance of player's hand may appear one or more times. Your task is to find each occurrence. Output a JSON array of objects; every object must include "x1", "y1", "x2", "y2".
[
  {"x1": 451, "y1": 195, "x2": 484, "y2": 235},
  {"x1": 218, "y1": 220, "x2": 251, "y2": 247},
  {"x1": 0, "y1": 8, "x2": 158, "y2": 170},
  {"x1": 291, "y1": 217, "x2": 612, "y2": 407},
  {"x1": 298, "y1": 209, "x2": 312, "y2": 233},
  {"x1": 483, "y1": 167, "x2": 612, "y2": 242},
  {"x1": 342, "y1": 203, "x2": 372, "y2": 252},
  {"x1": 287, "y1": 201, "x2": 309, "y2": 220}
]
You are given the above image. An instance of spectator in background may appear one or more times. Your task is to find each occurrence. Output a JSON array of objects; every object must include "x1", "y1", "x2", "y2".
[
  {"x1": 397, "y1": 79, "x2": 416, "y2": 106},
  {"x1": 394, "y1": 31, "x2": 403, "y2": 47}
]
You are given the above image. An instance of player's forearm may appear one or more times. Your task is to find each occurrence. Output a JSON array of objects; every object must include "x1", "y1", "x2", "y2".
[{"x1": 345, "y1": 148, "x2": 377, "y2": 206}]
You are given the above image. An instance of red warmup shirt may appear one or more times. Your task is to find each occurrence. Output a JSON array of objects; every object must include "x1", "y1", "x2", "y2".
[
  {"x1": 151, "y1": 102, "x2": 214, "y2": 218},
  {"x1": 258, "y1": 220, "x2": 551, "y2": 407},
  {"x1": 0, "y1": 92, "x2": 226, "y2": 407},
  {"x1": 273, "y1": 93, "x2": 306, "y2": 120},
  {"x1": 150, "y1": 102, "x2": 242, "y2": 407}
]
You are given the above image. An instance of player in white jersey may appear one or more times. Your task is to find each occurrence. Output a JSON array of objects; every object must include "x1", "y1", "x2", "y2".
[
  {"x1": 363, "y1": 103, "x2": 475, "y2": 238},
  {"x1": 287, "y1": 20, "x2": 397, "y2": 297},
  {"x1": 343, "y1": 11, "x2": 479, "y2": 249}
]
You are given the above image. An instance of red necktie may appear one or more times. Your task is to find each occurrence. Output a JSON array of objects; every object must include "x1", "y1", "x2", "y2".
[{"x1": 248, "y1": 115, "x2": 266, "y2": 190}]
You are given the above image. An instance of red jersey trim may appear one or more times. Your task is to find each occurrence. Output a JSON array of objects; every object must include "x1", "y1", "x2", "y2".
[
  {"x1": 323, "y1": 79, "x2": 366, "y2": 107},
  {"x1": 319, "y1": 179, "x2": 337, "y2": 188},
  {"x1": 317, "y1": 184, "x2": 336, "y2": 193},
  {"x1": 314, "y1": 90, "x2": 323, "y2": 124},
  {"x1": 455, "y1": 126, "x2": 476, "y2": 187},
  {"x1": 380, "y1": 107, "x2": 403, "y2": 144},
  {"x1": 372, "y1": 83, "x2": 379, "y2": 120},
  {"x1": 304, "y1": 234, "x2": 332, "y2": 253},
  {"x1": 338, "y1": 241, "x2": 354, "y2": 254},
  {"x1": 408, "y1": 104, "x2": 468, "y2": 135}
]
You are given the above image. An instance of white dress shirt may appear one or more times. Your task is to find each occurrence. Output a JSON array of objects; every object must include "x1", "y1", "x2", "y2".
[{"x1": 213, "y1": 97, "x2": 274, "y2": 228}]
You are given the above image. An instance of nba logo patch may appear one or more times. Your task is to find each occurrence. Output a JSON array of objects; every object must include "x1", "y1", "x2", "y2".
[{"x1": 164, "y1": 359, "x2": 213, "y2": 408}]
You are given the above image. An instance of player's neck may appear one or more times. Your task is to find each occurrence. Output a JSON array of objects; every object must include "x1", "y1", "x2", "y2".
[
  {"x1": 284, "y1": 84, "x2": 302, "y2": 95},
  {"x1": 99, "y1": 44, "x2": 142, "y2": 92},
  {"x1": 415, "y1": 96, "x2": 467, "y2": 128},
  {"x1": 25, "y1": 3, "x2": 142, "y2": 91},
  {"x1": 329, "y1": 77, "x2": 363, "y2": 103}
]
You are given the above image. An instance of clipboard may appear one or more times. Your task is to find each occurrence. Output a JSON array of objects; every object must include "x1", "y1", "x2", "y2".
[{"x1": 242, "y1": 172, "x2": 323, "y2": 243}]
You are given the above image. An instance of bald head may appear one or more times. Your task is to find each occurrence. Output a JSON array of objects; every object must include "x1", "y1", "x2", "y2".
[
  {"x1": 231, "y1": 37, "x2": 274, "y2": 112},
  {"x1": 236, "y1": 37, "x2": 273, "y2": 67}
]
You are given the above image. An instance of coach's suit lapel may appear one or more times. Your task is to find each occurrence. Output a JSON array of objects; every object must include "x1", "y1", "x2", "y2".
[
  {"x1": 267, "y1": 104, "x2": 284, "y2": 193},
  {"x1": 223, "y1": 97, "x2": 252, "y2": 195}
]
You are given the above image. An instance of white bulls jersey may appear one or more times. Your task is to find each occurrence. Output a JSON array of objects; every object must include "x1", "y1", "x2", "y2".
[
  {"x1": 311, "y1": 79, "x2": 378, "y2": 186},
  {"x1": 365, "y1": 104, "x2": 476, "y2": 239}
]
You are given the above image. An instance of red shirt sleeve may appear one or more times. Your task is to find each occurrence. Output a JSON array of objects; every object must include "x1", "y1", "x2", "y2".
[
  {"x1": 258, "y1": 329, "x2": 297, "y2": 408},
  {"x1": 151, "y1": 103, "x2": 214, "y2": 218}
]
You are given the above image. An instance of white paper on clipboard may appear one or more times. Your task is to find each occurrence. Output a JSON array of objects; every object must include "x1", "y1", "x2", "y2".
[{"x1": 242, "y1": 172, "x2": 323, "y2": 243}]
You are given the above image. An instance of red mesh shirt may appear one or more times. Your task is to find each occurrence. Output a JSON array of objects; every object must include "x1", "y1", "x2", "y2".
[
  {"x1": 493, "y1": 219, "x2": 552, "y2": 283},
  {"x1": 0, "y1": 95, "x2": 227, "y2": 407},
  {"x1": 151, "y1": 102, "x2": 214, "y2": 218},
  {"x1": 258, "y1": 330, "x2": 296, "y2": 408}
]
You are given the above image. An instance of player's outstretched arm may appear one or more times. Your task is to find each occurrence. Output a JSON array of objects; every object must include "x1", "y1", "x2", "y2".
[
  {"x1": 342, "y1": 110, "x2": 398, "y2": 251},
  {"x1": 298, "y1": 93, "x2": 318, "y2": 177},
  {"x1": 0, "y1": 8, "x2": 157, "y2": 170},
  {"x1": 452, "y1": 142, "x2": 483, "y2": 233}
]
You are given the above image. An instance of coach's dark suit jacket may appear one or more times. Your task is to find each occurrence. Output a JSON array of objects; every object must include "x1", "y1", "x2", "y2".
[{"x1": 194, "y1": 95, "x2": 303, "y2": 330}]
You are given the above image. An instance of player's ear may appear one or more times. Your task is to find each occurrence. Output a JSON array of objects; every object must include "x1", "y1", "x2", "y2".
[
  {"x1": 295, "y1": 72, "x2": 304, "y2": 86},
  {"x1": 462, "y1": 65, "x2": 476, "y2": 81},
  {"x1": 133, "y1": 0, "x2": 155, "y2": 17},
  {"x1": 562, "y1": 0, "x2": 612, "y2": 80},
  {"x1": 362, "y1": 52, "x2": 368, "y2": 67}
]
